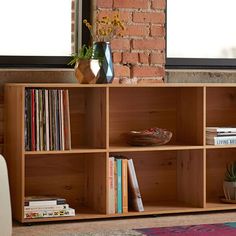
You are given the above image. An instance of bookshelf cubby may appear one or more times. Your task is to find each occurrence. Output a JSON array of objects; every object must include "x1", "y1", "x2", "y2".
[{"x1": 5, "y1": 83, "x2": 236, "y2": 223}]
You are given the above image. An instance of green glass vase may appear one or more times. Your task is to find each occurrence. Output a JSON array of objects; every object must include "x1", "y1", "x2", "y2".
[{"x1": 92, "y1": 41, "x2": 114, "y2": 84}]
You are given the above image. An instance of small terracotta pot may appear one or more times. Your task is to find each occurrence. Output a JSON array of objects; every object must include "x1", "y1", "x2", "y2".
[{"x1": 74, "y1": 59, "x2": 100, "y2": 84}]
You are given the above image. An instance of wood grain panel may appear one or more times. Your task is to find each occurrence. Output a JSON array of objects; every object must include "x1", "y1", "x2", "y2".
[
  {"x1": 177, "y1": 88, "x2": 204, "y2": 145},
  {"x1": 109, "y1": 88, "x2": 178, "y2": 146},
  {"x1": 206, "y1": 87, "x2": 236, "y2": 126},
  {"x1": 177, "y1": 150, "x2": 204, "y2": 207},
  {"x1": 4, "y1": 85, "x2": 25, "y2": 221}
]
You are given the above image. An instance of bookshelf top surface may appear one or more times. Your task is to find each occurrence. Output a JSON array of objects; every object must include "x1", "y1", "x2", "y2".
[{"x1": 5, "y1": 83, "x2": 236, "y2": 88}]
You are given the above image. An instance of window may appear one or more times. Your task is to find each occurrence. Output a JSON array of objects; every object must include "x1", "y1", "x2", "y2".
[
  {"x1": 166, "y1": 0, "x2": 236, "y2": 69},
  {"x1": 0, "y1": 0, "x2": 90, "y2": 68}
]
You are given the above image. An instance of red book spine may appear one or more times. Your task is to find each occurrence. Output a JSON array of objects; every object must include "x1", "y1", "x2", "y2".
[{"x1": 31, "y1": 89, "x2": 35, "y2": 151}]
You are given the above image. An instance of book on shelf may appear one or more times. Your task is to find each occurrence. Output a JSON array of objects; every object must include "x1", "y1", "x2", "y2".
[
  {"x1": 108, "y1": 157, "x2": 115, "y2": 214},
  {"x1": 24, "y1": 196, "x2": 67, "y2": 207},
  {"x1": 24, "y1": 204, "x2": 69, "y2": 212},
  {"x1": 127, "y1": 159, "x2": 144, "y2": 212},
  {"x1": 24, "y1": 196, "x2": 75, "y2": 219},
  {"x1": 24, "y1": 88, "x2": 71, "y2": 151},
  {"x1": 116, "y1": 159, "x2": 123, "y2": 214},
  {"x1": 24, "y1": 208, "x2": 75, "y2": 219},
  {"x1": 206, "y1": 136, "x2": 236, "y2": 145},
  {"x1": 108, "y1": 156, "x2": 144, "y2": 214},
  {"x1": 122, "y1": 159, "x2": 128, "y2": 213},
  {"x1": 206, "y1": 127, "x2": 236, "y2": 133}
]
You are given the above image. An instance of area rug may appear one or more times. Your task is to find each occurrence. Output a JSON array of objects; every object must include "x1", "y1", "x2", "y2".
[{"x1": 135, "y1": 222, "x2": 236, "y2": 236}]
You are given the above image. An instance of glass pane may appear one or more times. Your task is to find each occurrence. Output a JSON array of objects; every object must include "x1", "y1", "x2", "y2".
[
  {"x1": 167, "y1": 0, "x2": 236, "y2": 58},
  {"x1": 0, "y1": 0, "x2": 73, "y2": 56}
]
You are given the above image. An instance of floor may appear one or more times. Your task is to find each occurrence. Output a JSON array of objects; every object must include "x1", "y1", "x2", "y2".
[{"x1": 13, "y1": 211, "x2": 236, "y2": 236}]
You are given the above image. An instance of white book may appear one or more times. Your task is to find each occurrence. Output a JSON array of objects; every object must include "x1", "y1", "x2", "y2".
[
  {"x1": 24, "y1": 207, "x2": 75, "y2": 219},
  {"x1": 127, "y1": 159, "x2": 144, "y2": 212},
  {"x1": 108, "y1": 157, "x2": 115, "y2": 214},
  {"x1": 206, "y1": 127, "x2": 236, "y2": 133},
  {"x1": 24, "y1": 204, "x2": 69, "y2": 212},
  {"x1": 206, "y1": 136, "x2": 236, "y2": 145}
]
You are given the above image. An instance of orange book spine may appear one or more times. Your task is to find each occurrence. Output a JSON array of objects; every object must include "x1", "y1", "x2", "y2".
[{"x1": 122, "y1": 159, "x2": 128, "y2": 213}]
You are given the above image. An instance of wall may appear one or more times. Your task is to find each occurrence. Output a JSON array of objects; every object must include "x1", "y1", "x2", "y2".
[{"x1": 95, "y1": 0, "x2": 165, "y2": 83}]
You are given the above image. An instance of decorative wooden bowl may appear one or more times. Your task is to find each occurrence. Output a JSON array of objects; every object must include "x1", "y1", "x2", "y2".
[{"x1": 125, "y1": 127, "x2": 172, "y2": 146}]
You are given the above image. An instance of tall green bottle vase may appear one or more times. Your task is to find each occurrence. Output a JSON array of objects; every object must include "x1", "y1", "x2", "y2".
[{"x1": 92, "y1": 41, "x2": 114, "y2": 84}]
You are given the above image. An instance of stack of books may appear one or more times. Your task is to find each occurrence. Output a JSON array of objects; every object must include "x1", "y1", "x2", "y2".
[
  {"x1": 206, "y1": 127, "x2": 236, "y2": 145},
  {"x1": 25, "y1": 88, "x2": 71, "y2": 151},
  {"x1": 24, "y1": 196, "x2": 75, "y2": 219},
  {"x1": 108, "y1": 156, "x2": 144, "y2": 214}
]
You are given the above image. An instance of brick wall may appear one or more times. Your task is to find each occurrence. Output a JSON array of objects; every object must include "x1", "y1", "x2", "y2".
[{"x1": 95, "y1": 0, "x2": 165, "y2": 83}]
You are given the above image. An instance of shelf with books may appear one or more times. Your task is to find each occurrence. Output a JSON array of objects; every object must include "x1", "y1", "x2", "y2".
[
  {"x1": 22, "y1": 152, "x2": 107, "y2": 222},
  {"x1": 109, "y1": 149, "x2": 204, "y2": 214},
  {"x1": 7, "y1": 83, "x2": 236, "y2": 223},
  {"x1": 109, "y1": 87, "x2": 204, "y2": 147}
]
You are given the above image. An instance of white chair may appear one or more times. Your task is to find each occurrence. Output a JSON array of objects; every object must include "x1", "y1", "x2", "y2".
[{"x1": 0, "y1": 155, "x2": 12, "y2": 236}]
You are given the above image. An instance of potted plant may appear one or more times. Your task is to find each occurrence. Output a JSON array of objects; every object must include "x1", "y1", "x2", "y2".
[
  {"x1": 68, "y1": 45, "x2": 100, "y2": 84},
  {"x1": 223, "y1": 161, "x2": 236, "y2": 201}
]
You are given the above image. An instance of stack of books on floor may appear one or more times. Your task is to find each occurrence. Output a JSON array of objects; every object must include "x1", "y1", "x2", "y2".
[
  {"x1": 24, "y1": 88, "x2": 71, "y2": 151},
  {"x1": 24, "y1": 196, "x2": 75, "y2": 219},
  {"x1": 108, "y1": 156, "x2": 144, "y2": 214},
  {"x1": 206, "y1": 127, "x2": 236, "y2": 145}
]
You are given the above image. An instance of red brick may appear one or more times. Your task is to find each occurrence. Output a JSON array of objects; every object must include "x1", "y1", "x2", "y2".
[
  {"x1": 133, "y1": 12, "x2": 165, "y2": 24},
  {"x1": 97, "y1": 10, "x2": 132, "y2": 22},
  {"x1": 96, "y1": 0, "x2": 113, "y2": 8},
  {"x1": 150, "y1": 53, "x2": 165, "y2": 64},
  {"x1": 139, "y1": 53, "x2": 149, "y2": 64},
  {"x1": 111, "y1": 39, "x2": 130, "y2": 51},
  {"x1": 114, "y1": 0, "x2": 148, "y2": 9},
  {"x1": 123, "y1": 52, "x2": 139, "y2": 64},
  {"x1": 114, "y1": 64, "x2": 130, "y2": 77},
  {"x1": 123, "y1": 25, "x2": 150, "y2": 37},
  {"x1": 151, "y1": 25, "x2": 165, "y2": 37},
  {"x1": 113, "y1": 52, "x2": 122, "y2": 63},
  {"x1": 131, "y1": 66, "x2": 165, "y2": 77},
  {"x1": 132, "y1": 39, "x2": 165, "y2": 50},
  {"x1": 151, "y1": 0, "x2": 166, "y2": 9}
]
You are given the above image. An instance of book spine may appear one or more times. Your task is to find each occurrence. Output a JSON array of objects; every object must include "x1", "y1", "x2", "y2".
[
  {"x1": 35, "y1": 89, "x2": 40, "y2": 151},
  {"x1": 122, "y1": 159, "x2": 128, "y2": 213},
  {"x1": 24, "y1": 204, "x2": 69, "y2": 211},
  {"x1": 63, "y1": 90, "x2": 71, "y2": 150},
  {"x1": 59, "y1": 90, "x2": 65, "y2": 150},
  {"x1": 31, "y1": 89, "x2": 35, "y2": 151},
  {"x1": 206, "y1": 127, "x2": 236, "y2": 133},
  {"x1": 128, "y1": 159, "x2": 144, "y2": 212},
  {"x1": 24, "y1": 89, "x2": 31, "y2": 151},
  {"x1": 45, "y1": 89, "x2": 50, "y2": 151},
  {"x1": 39, "y1": 89, "x2": 44, "y2": 151},
  {"x1": 108, "y1": 157, "x2": 115, "y2": 214},
  {"x1": 24, "y1": 208, "x2": 75, "y2": 219},
  {"x1": 116, "y1": 159, "x2": 122, "y2": 213},
  {"x1": 213, "y1": 136, "x2": 236, "y2": 145},
  {"x1": 24, "y1": 199, "x2": 67, "y2": 207}
]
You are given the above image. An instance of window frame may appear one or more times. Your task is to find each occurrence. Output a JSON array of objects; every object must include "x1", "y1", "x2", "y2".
[
  {"x1": 0, "y1": 0, "x2": 90, "y2": 68},
  {"x1": 165, "y1": 0, "x2": 236, "y2": 69}
]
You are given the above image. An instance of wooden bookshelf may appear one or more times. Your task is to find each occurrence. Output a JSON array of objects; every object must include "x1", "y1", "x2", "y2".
[{"x1": 5, "y1": 83, "x2": 236, "y2": 223}]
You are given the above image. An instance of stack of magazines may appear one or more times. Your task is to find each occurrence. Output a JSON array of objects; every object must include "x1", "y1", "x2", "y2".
[
  {"x1": 24, "y1": 196, "x2": 75, "y2": 219},
  {"x1": 206, "y1": 127, "x2": 236, "y2": 145}
]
